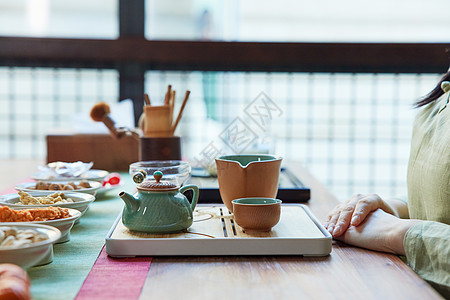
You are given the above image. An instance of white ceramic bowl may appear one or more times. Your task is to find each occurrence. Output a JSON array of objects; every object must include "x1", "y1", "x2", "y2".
[
  {"x1": 11, "y1": 208, "x2": 82, "y2": 243},
  {"x1": 31, "y1": 169, "x2": 109, "y2": 183},
  {"x1": 0, "y1": 223, "x2": 61, "y2": 269},
  {"x1": 0, "y1": 191, "x2": 95, "y2": 216},
  {"x1": 14, "y1": 180, "x2": 101, "y2": 195}
]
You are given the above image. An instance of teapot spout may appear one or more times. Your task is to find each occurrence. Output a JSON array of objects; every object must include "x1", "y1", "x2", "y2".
[{"x1": 119, "y1": 191, "x2": 139, "y2": 213}]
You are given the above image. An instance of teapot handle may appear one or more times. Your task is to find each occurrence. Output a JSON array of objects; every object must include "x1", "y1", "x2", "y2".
[{"x1": 180, "y1": 185, "x2": 199, "y2": 211}]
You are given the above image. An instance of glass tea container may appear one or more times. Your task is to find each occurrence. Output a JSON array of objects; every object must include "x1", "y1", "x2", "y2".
[{"x1": 129, "y1": 160, "x2": 191, "y2": 187}]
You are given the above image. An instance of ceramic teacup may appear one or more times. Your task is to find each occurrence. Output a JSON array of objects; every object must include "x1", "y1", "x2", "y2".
[
  {"x1": 215, "y1": 154, "x2": 282, "y2": 212},
  {"x1": 232, "y1": 198, "x2": 282, "y2": 232}
]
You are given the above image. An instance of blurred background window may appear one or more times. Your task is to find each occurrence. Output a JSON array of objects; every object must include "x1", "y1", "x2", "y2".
[
  {"x1": 0, "y1": 0, "x2": 118, "y2": 38},
  {"x1": 145, "y1": 0, "x2": 450, "y2": 42},
  {"x1": 2, "y1": 0, "x2": 448, "y2": 41}
]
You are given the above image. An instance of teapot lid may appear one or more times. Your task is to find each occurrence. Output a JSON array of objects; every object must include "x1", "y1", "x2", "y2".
[{"x1": 137, "y1": 171, "x2": 178, "y2": 191}]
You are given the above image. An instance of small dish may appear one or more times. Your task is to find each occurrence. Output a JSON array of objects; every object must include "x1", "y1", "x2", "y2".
[
  {"x1": 0, "y1": 191, "x2": 95, "y2": 216},
  {"x1": 14, "y1": 180, "x2": 102, "y2": 195},
  {"x1": 31, "y1": 169, "x2": 109, "y2": 183},
  {"x1": 232, "y1": 198, "x2": 282, "y2": 232},
  {"x1": 0, "y1": 223, "x2": 61, "y2": 268},
  {"x1": 8, "y1": 208, "x2": 82, "y2": 243},
  {"x1": 32, "y1": 208, "x2": 81, "y2": 243}
]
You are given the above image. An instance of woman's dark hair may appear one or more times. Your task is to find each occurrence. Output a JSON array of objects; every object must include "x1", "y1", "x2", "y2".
[{"x1": 415, "y1": 70, "x2": 450, "y2": 107}]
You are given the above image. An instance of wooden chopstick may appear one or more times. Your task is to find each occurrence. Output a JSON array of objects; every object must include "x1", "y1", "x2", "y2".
[
  {"x1": 144, "y1": 93, "x2": 151, "y2": 106},
  {"x1": 164, "y1": 85, "x2": 172, "y2": 106},
  {"x1": 172, "y1": 90, "x2": 190, "y2": 134},
  {"x1": 169, "y1": 90, "x2": 175, "y2": 125}
]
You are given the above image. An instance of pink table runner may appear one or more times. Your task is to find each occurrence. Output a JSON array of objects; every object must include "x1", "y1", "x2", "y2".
[{"x1": 75, "y1": 246, "x2": 152, "y2": 300}]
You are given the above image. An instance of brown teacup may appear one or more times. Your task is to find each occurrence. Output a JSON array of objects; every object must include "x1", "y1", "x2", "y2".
[
  {"x1": 215, "y1": 154, "x2": 282, "y2": 212},
  {"x1": 232, "y1": 198, "x2": 282, "y2": 232}
]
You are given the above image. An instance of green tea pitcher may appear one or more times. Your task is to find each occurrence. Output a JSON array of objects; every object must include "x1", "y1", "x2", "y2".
[{"x1": 119, "y1": 171, "x2": 199, "y2": 233}]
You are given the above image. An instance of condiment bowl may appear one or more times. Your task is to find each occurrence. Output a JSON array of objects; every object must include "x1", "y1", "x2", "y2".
[
  {"x1": 232, "y1": 198, "x2": 282, "y2": 232},
  {"x1": 0, "y1": 191, "x2": 95, "y2": 216},
  {"x1": 0, "y1": 223, "x2": 61, "y2": 269},
  {"x1": 31, "y1": 169, "x2": 109, "y2": 183},
  {"x1": 14, "y1": 180, "x2": 102, "y2": 195},
  {"x1": 7, "y1": 208, "x2": 82, "y2": 243}
]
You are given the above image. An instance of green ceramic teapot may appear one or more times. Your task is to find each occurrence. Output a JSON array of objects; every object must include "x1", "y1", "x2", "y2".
[{"x1": 119, "y1": 171, "x2": 199, "y2": 233}]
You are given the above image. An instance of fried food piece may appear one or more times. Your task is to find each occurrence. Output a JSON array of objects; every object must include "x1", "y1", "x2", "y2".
[
  {"x1": 34, "y1": 181, "x2": 49, "y2": 190},
  {"x1": 26, "y1": 207, "x2": 70, "y2": 221},
  {"x1": 17, "y1": 191, "x2": 40, "y2": 205},
  {"x1": 32, "y1": 181, "x2": 90, "y2": 190},
  {"x1": 78, "y1": 180, "x2": 91, "y2": 188},
  {"x1": 18, "y1": 191, "x2": 73, "y2": 205},
  {"x1": 0, "y1": 206, "x2": 70, "y2": 222},
  {"x1": 48, "y1": 183, "x2": 63, "y2": 190},
  {"x1": 0, "y1": 206, "x2": 33, "y2": 222}
]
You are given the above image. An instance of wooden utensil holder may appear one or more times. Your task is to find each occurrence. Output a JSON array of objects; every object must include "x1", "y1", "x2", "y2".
[{"x1": 143, "y1": 105, "x2": 172, "y2": 137}]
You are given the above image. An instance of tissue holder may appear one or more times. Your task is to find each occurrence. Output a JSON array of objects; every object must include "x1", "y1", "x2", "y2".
[{"x1": 46, "y1": 131, "x2": 138, "y2": 171}]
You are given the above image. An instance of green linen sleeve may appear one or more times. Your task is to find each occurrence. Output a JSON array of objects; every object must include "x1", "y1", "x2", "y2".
[{"x1": 404, "y1": 221, "x2": 450, "y2": 298}]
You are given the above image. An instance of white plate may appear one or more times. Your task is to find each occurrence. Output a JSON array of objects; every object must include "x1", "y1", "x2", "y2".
[
  {"x1": 15, "y1": 180, "x2": 102, "y2": 195},
  {"x1": 0, "y1": 208, "x2": 80, "y2": 243},
  {"x1": 29, "y1": 208, "x2": 81, "y2": 243},
  {"x1": 0, "y1": 191, "x2": 95, "y2": 216},
  {"x1": 0, "y1": 224, "x2": 61, "y2": 268},
  {"x1": 31, "y1": 169, "x2": 109, "y2": 183}
]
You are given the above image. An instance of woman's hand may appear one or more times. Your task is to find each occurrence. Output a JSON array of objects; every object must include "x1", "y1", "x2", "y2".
[
  {"x1": 334, "y1": 209, "x2": 420, "y2": 255},
  {"x1": 325, "y1": 194, "x2": 398, "y2": 237}
]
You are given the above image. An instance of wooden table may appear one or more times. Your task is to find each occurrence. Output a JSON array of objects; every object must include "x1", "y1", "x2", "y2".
[
  {"x1": 140, "y1": 161, "x2": 442, "y2": 299},
  {"x1": 0, "y1": 159, "x2": 443, "y2": 299}
]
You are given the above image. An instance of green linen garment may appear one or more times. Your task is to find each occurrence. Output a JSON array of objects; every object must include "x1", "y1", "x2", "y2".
[{"x1": 405, "y1": 91, "x2": 450, "y2": 297}]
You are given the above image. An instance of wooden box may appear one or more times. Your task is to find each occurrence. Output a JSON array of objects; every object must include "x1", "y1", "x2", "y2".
[{"x1": 46, "y1": 132, "x2": 139, "y2": 171}]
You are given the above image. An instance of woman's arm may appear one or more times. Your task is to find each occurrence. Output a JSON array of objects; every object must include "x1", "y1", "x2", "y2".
[
  {"x1": 404, "y1": 222, "x2": 450, "y2": 297},
  {"x1": 337, "y1": 210, "x2": 450, "y2": 297},
  {"x1": 384, "y1": 198, "x2": 409, "y2": 219}
]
